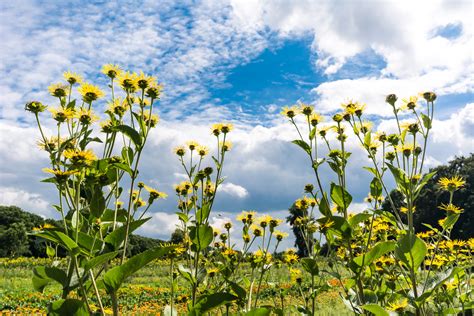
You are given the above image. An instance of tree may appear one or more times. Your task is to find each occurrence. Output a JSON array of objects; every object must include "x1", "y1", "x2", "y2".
[
  {"x1": 286, "y1": 203, "x2": 309, "y2": 257},
  {"x1": 382, "y1": 154, "x2": 473, "y2": 239}
]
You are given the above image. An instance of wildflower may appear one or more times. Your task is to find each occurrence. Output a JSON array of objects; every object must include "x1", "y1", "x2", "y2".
[
  {"x1": 37, "y1": 136, "x2": 65, "y2": 152},
  {"x1": 318, "y1": 125, "x2": 333, "y2": 138},
  {"x1": 117, "y1": 71, "x2": 138, "y2": 92},
  {"x1": 107, "y1": 98, "x2": 129, "y2": 117},
  {"x1": 220, "y1": 141, "x2": 232, "y2": 152},
  {"x1": 387, "y1": 298, "x2": 409, "y2": 312},
  {"x1": 76, "y1": 109, "x2": 99, "y2": 125},
  {"x1": 438, "y1": 203, "x2": 463, "y2": 214},
  {"x1": 257, "y1": 215, "x2": 272, "y2": 228},
  {"x1": 196, "y1": 145, "x2": 209, "y2": 157},
  {"x1": 236, "y1": 211, "x2": 256, "y2": 224},
  {"x1": 387, "y1": 134, "x2": 400, "y2": 146},
  {"x1": 385, "y1": 94, "x2": 397, "y2": 106},
  {"x1": 102, "y1": 64, "x2": 122, "y2": 79},
  {"x1": 251, "y1": 225, "x2": 263, "y2": 237},
  {"x1": 400, "y1": 206, "x2": 416, "y2": 214},
  {"x1": 144, "y1": 185, "x2": 167, "y2": 201},
  {"x1": 48, "y1": 83, "x2": 69, "y2": 98},
  {"x1": 417, "y1": 230, "x2": 434, "y2": 239},
  {"x1": 146, "y1": 83, "x2": 162, "y2": 99},
  {"x1": 204, "y1": 181, "x2": 216, "y2": 196},
  {"x1": 281, "y1": 106, "x2": 299, "y2": 119},
  {"x1": 401, "y1": 96, "x2": 419, "y2": 111},
  {"x1": 49, "y1": 107, "x2": 75, "y2": 123},
  {"x1": 438, "y1": 176, "x2": 465, "y2": 192},
  {"x1": 143, "y1": 113, "x2": 159, "y2": 128},
  {"x1": 385, "y1": 151, "x2": 396, "y2": 162},
  {"x1": 101, "y1": 120, "x2": 114, "y2": 133},
  {"x1": 207, "y1": 268, "x2": 219, "y2": 278},
  {"x1": 304, "y1": 184, "x2": 314, "y2": 193},
  {"x1": 174, "y1": 146, "x2": 186, "y2": 157},
  {"x1": 219, "y1": 233, "x2": 228, "y2": 241},
  {"x1": 63, "y1": 71, "x2": 82, "y2": 85},
  {"x1": 309, "y1": 113, "x2": 323, "y2": 126},
  {"x1": 213, "y1": 227, "x2": 221, "y2": 237},
  {"x1": 187, "y1": 141, "x2": 199, "y2": 151},
  {"x1": 269, "y1": 218, "x2": 283, "y2": 229},
  {"x1": 133, "y1": 71, "x2": 157, "y2": 90},
  {"x1": 135, "y1": 198, "x2": 146, "y2": 207},
  {"x1": 332, "y1": 113, "x2": 344, "y2": 123},
  {"x1": 289, "y1": 268, "x2": 303, "y2": 284},
  {"x1": 274, "y1": 230, "x2": 288, "y2": 241},
  {"x1": 283, "y1": 252, "x2": 298, "y2": 265},
  {"x1": 354, "y1": 120, "x2": 373, "y2": 134},
  {"x1": 300, "y1": 103, "x2": 313, "y2": 116},
  {"x1": 224, "y1": 222, "x2": 232, "y2": 230},
  {"x1": 25, "y1": 101, "x2": 47, "y2": 114},
  {"x1": 253, "y1": 249, "x2": 272, "y2": 264},
  {"x1": 220, "y1": 123, "x2": 233, "y2": 134},
  {"x1": 63, "y1": 149, "x2": 97, "y2": 166},
  {"x1": 421, "y1": 91, "x2": 437, "y2": 102},
  {"x1": 243, "y1": 234, "x2": 251, "y2": 243},
  {"x1": 396, "y1": 143, "x2": 415, "y2": 157},
  {"x1": 78, "y1": 83, "x2": 104, "y2": 103},
  {"x1": 211, "y1": 123, "x2": 223, "y2": 136},
  {"x1": 42, "y1": 168, "x2": 77, "y2": 183}
]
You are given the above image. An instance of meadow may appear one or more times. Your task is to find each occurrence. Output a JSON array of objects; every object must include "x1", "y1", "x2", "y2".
[
  {"x1": 10, "y1": 66, "x2": 472, "y2": 315},
  {"x1": 0, "y1": 257, "x2": 350, "y2": 315}
]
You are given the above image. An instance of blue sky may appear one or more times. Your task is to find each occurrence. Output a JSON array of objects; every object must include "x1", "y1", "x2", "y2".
[{"x1": 0, "y1": 0, "x2": 473, "y2": 247}]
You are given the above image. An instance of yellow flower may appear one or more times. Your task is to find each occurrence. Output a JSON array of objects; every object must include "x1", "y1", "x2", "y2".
[
  {"x1": 220, "y1": 141, "x2": 232, "y2": 152},
  {"x1": 309, "y1": 113, "x2": 323, "y2": 126},
  {"x1": 101, "y1": 120, "x2": 114, "y2": 133},
  {"x1": 387, "y1": 298, "x2": 409, "y2": 312},
  {"x1": 274, "y1": 230, "x2": 288, "y2": 241},
  {"x1": 143, "y1": 113, "x2": 159, "y2": 128},
  {"x1": 107, "y1": 98, "x2": 129, "y2": 117},
  {"x1": 281, "y1": 106, "x2": 299, "y2": 119},
  {"x1": 135, "y1": 198, "x2": 146, "y2": 207},
  {"x1": 76, "y1": 109, "x2": 99, "y2": 125},
  {"x1": 43, "y1": 168, "x2": 78, "y2": 182},
  {"x1": 25, "y1": 101, "x2": 47, "y2": 114},
  {"x1": 354, "y1": 120, "x2": 373, "y2": 134},
  {"x1": 78, "y1": 83, "x2": 104, "y2": 103},
  {"x1": 196, "y1": 145, "x2": 209, "y2": 157},
  {"x1": 174, "y1": 146, "x2": 186, "y2": 157},
  {"x1": 438, "y1": 176, "x2": 465, "y2": 192},
  {"x1": 253, "y1": 249, "x2": 272, "y2": 264},
  {"x1": 146, "y1": 83, "x2": 162, "y2": 99},
  {"x1": 49, "y1": 107, "x2": 75, "y2": 123},
  {"x1": 220, "y1": 123, "x2": 233, "y2": 134},
  {"x1": 117, "y1": 71, "x2": 137, "y2": 91},
  {"x1": 289, "y1": 268, "x2": 303, "y2": 284},
  {"x1": 236, "y1": 211, "x2": 256, "y2": 224},
  {"x1": 63, "y1": 71, "x2": 82, "y2": 85},
  {"x1": 299, "y1": 103, "x2": 313, "y2": 116},
  {"x1": 207, "y1": 267, "x2": 219, "y2": 277},
  {"x1": 48, "y1": 83, "x2": 69, "y2": 98},
  {"x1": 438, "y1": 203, "x2": 463, "y2": 214},
  {"x1": 250, "y1": 224, "x2": 263, "y2": 237},
  {"x1": 186, "y1": 141, "x2": 199, "y2": 151},
  {"x1": 102, "y1": 64, "x2": 122, "y2": 79},
  {"x1": 400, "y1": 96, "x2": 419, "y2": 111},
  {"x1": 211, "y1": 123, "x2": 223, "y2": 136},
  {"x1": 133, "y1": 71, "x2": 157, "y2": 90},
  {"x1": 257, "y1": 215, "x2": 272, "y2": 228},
  {"x1": 400, "y1": 206, "x2": 416, "y2": 214},
  {"x1": 283, "y1": 252, "x2": 298, "y2": 265},
  {"x1": 37, "y1": 136, "x2": 65, "y2": 152},
  {"x1": 63, "y1": 149, "x2": 97, "y2": 166},
  {"x1": 144, "y1": 185, "x2": 167, "y2": 201}
]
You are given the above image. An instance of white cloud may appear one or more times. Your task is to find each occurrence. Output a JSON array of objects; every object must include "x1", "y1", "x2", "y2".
[
  {"x1": 219, "y1": 182, "x2": 249, "y2": 198},
  {"x1": 0, "y1": 186, "x2": 51, "y2": 218}
]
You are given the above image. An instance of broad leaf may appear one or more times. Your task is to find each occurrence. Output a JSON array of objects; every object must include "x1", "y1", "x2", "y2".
[
  {"x1": 350, "y1": 241, "x2": 396, "y2": 272},
  {"x1": 189, "y1": 225, "x2": 213, "y2": 250},
  {"x1": 361, "y1": 304, "x2": 389, "y2": 316},
  {"x1": 291, "y1": 139, "x2": 311, "y2": 155},
  {"x1": 32, "y1": 266, "x2": 67, "y2": 292},
  {"x1": 104, "y1": 218, "x2": 150, "y2": 250},
  {"x1": 330, "y1": 183, "x2": 352, "y2": 209},
  {"x1": 188, "y1": 293, "x2": 238, "y2": 315},
  {"x1": 395, "y1": 233, "x2": 427, "y2": 271},
  {"x1": 83, "y1": 251, "x2": 118, "y2": 271},
  {"x1": 301, "y1": 258, "x2": 319, "y2": 276},
  {"x1": 49, "y1": 299, "x2": 88, "y2": 316},
  {"x1": 116, "y1": 124, "x2": 142, "y2": 147}
]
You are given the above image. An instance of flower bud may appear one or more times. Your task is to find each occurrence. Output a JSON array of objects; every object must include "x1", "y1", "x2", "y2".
[{"x1": 386, "y1": 94, "x2": 397, "y2": 106}]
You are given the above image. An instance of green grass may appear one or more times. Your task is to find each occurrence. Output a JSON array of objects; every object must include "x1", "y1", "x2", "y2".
[{"x1": 0, "y1": 258, "x2": 351, "y2": 315}]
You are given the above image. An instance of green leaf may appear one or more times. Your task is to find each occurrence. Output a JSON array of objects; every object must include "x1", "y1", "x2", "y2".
[
  {"x1": 32, "y1": 266, "x2": 67, "y2": 292},
  {"x1": 46, "y1": 245, "x2": 56, "y2": 258},
  {"x1": 111, "y1": 162, "x2": 133, "y2": 175},
  {"x1": 49, "y1": 299, "x2": 88, "y2": 316},
  {"x1": 101, "y1": 209, "x2": 127, "y2": 222},
  {"x1": 441, "y1": 213, "x2": 460, "y2": 230},
  {"x1": 309, "y1": 127, "x2": 316, "y2": 140},
  {"x1": 83, "y1": 251, "x2": 119, "y2": 271},
  {"x1": 323, "y1": 216, "x2": 352, "y2": 239},
  {"x1": 291, "y1": 139, "x2": 311, "y2": 155},
  {"x1": 361, "y1": 304, "x2": 389, "y2": 316},
  {"x1": 104, "y1": 218, "x2": 150, "y2": 250},
  {"x1": 330, "y1": 183, "x2": 352, "y2": 209},
  {"x1": 103, "y1": 246, "x2": 171, "y2": 293},
  {"x1": 319, "y1": 193, "x2": 332, "y2": 217},
  {"x1": 90, "y1": 187, "x2": 106, "y2": 218},
  {"x1": 350, "y1": 241, "x2": 396, "y2": 272},
  {"x1": 70, "y1": 210, "x2": 81, "y2": 230},
  {"x1": 386, "y1": 163, "x2": 409, "y2": 192},
  {"x1": 395, "y1": 233, "x2": 427, "y2": 271},
  {"x1": 414, "y1": 170, "x2": 436, "y2": 199},
  {"x1": 188, "y1": 293, "x2": 238, "y2": 315},
  {"x1": 348, "y1": 213, "x2": 371, "y2": 228},
  {"x1": 244, "y1": 308, "x2": 272, "y2": 316},
  {"x1": 176, "y1": 212, "x2": 189, "y2": 223},
  {"x1": 363, "y1": 166, "x2": 378, "y2": 176},
  {"x1": 177, "y1": 264, "x2": 196, "y2": 285},
  {"x1": 121, "y1": 146, "x2": 134, "y2": 165},
  {"x1": 301, "y1": 258, "x2": 319, "y2": 276},
  {"x1": 35, "y1": 231, "x2": 79, "y2": 253},
  {"x1": 116, "y1": 124, "x2": 142, "y2": 147},
  {"x1": 363, "y1": 131, "x2": 372, "y2": 147},
  {"x1": 189, "y1": 225, "x2": 214, "y2": 250},
  {"x1": 195, "y1": 203, "x2": 210, "y2": 224},
  {"x1": 420, "y1": 112, "x2": 432, "y2": 129},
  {"x1": 370, "y1": 177, "x2": 382, "y2": 198}
]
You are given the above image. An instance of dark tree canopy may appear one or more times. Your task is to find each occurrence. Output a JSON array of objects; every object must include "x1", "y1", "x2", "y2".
[
  {"x1": 0, "y1": 205, "x2": 167, "y2": 257},
  {"x1": 382, "y1": 154, "x2": 473, "y2": 239},
  {"x1": 286, "y1": 203, "x2": 309, "y2": 257}
]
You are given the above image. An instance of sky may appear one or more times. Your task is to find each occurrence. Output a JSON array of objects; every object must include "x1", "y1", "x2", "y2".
[{"x1": 0, "y1": 0, "x2": 473, "y2": 249}]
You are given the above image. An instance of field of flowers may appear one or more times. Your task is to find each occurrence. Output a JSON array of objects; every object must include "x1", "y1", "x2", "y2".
[{"x1": 8, "y1": 66, "x2": 472, "y2": 315}]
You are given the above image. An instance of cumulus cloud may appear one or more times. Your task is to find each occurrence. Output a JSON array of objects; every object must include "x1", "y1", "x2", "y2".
[
  {"x1": 0, "y1": 186, "x2": 51, "y2": 218},
  {"x1": 219, "y1": 183, "x2": 249, "y2": 198}
]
